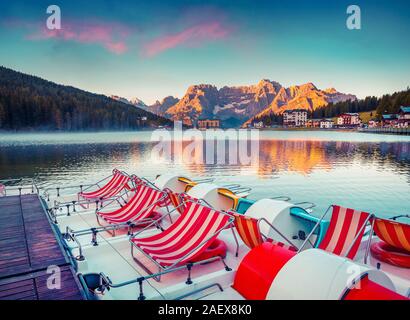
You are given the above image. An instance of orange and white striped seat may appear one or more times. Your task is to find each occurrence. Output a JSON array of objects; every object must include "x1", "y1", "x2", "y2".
[
  {"x1": 373, "y1": 218, "x2": 410, "y2": 252},
  {"x1": 370, "y1": 218, "x2": 410, "y2": 268},
  {"x1": 163, "y1": 188, "x2": 193, "y2": 215},
  {"x1": 232, "y1": 213, "x2": 297, "y2": 251},
  {"x1": 318, "y1": 205, "x2": 371, "y2": 259},
  {"x1": 233, "y1": 214, "x2": 263, "y2": 248}
]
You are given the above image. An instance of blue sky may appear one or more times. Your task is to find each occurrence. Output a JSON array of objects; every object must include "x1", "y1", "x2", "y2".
[{"x1": 0, "y1": 0, "x2": 409, "y2": 104}]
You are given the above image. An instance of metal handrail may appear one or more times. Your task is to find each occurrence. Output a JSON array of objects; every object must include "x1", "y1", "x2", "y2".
[
  {"x1": 43, "y1": 183, "x2": 95, "y2": 194},
  {"x1": 54, "y1": 186, "x2": 131, "y2": 213},
  {"x1": 64, "y1": 227, "x2": 85, "y2": 261},
  {"x1": 0, "y1": 175, "x2": 41, "y2": 197},
  {"x1": 294, "y1": 201, "x2": 316, "y2": 210},
  {"x1": 222, "y1": 184, "x2": 241, "y2": 189},
  {"x1": 175, "y1": 283, "x2": 224, "y2": 300},
  {"x1": 0, "y1": 175, "x2": 38, "y2": 185},
  {"x1": 298, "y1": 205, "x2": 332, "y2": 253},
  {"x1": 140, "y1": 177, "x2": 160, "y2": 190},
  {"x1": 361, "y1": 216, "x2": 375, "y2": 264},
  {"x1": 390, "y1": 214, "x2": 410, "y2": 221},
  {"x1": 0, "y1": 178, "x2": 23, "y2": 184},
  {"x1": 192, "y1": 177, "x2": 215, "y2": 184},
  {"x1": 258, "y1": 217, "x2": 299, "y2": 249},
  {"x1": 231, "y1": 187, "x2": 252, "y2": 195},
  {"x1": 333, "y1": 214, "x2": 375, "y2": 265},
  {"x1": 0, "y1": 184, "x2": 40, "y2": 196},
  {"x1": 271, "y1": 196, "x2": 291, "y2": 201},
  {"x1": 96, "y1": 254, "x2": 225, "y2": 300}
]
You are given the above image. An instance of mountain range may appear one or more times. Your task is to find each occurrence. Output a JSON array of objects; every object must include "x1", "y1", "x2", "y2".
[
  {"x1": 144, "y1": 80, "x2": 357, "y2": 127},
  {"x1": 0, "y1": 65, "x2": 358, "y2": 131}
]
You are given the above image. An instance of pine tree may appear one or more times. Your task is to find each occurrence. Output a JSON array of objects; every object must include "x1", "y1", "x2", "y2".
[{"x1": 0, "y1": 102, "x2": 5, "y2": 128}]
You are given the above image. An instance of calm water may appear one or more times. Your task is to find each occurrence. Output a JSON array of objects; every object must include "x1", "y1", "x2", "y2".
[{"x1": 1, "y1": 130, "x2": 410, "y2": 218}]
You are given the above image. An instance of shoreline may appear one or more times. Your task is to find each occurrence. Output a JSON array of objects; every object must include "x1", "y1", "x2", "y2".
[
  {"x1": 255, "y1": 127, "x2": 357, "y2": 132},
  {"x1": 0, "y1": 127, "x2": 408, "y2": 136}
]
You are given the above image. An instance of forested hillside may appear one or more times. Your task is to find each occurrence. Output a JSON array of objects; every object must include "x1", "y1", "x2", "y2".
[
  {"x1": 252, "y1": 88, "x2": 410, "y2": 125},
  {"x1": 312, "y1": 88, "x2": 410, "y2": 119},
  {"x1": 0, "y1": 66, "x2": 170, "y2": 131}
]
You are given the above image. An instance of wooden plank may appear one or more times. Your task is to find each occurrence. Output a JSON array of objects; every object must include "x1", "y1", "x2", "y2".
[
  {"x1": 0, "y1": 194, "x2": 85, "y2": 300},
  {"x1": 0, "y1": 279, "x2": 33, "y2": 292},
  {"x1": 0, "y1": 291, "x2": 37, "y2": 300},
  {"x1": 0, "y1": 196, "x2": 20, "y2": 206},
  {"x1": 0, "y1": 283, "x2": 35, "y2": 298}
]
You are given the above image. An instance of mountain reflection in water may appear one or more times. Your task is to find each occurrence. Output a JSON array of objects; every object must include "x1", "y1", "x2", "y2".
[{"x1": 0, "y1": 131, "x2": 409, "y2": 218}]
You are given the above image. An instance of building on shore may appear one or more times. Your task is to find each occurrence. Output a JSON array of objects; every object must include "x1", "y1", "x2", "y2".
[
  {"x1": 320, "y1": 119, "x2": 334, "y2": 129},
  {"x1": 368, "y1": 118, "x2": 380, "y2": 128},
  {"x1": 182, "y1": 117, "x2": 193, "y2": 127},
  {"x1": 337, "y1": 113, "x2": 360, "y2": 127},
  {"x1": 283, "y1": 109, "x2": 308, "y2": 127},
  {"x1": 398, "y1": 106, "x2": 410, "y2": 128},
  {"x1": 252, "y1": 121, "x2": 265, "y2": 129},
  {"x1": 306, "y1": 119, "x2": 321, "y2": 128},
  {"x1": 197, "y1": 118, "x2": 221, "y2": 129},
  {"x1": 382, "y1": 114, "x2": 398, "y2": 127}
]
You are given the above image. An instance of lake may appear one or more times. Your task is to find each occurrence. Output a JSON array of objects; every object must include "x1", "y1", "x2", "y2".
[{"x1": 1, "y1": 130, "x2": 409, "y2": 218}]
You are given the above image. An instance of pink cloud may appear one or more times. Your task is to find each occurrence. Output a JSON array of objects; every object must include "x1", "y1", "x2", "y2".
[
  {"x1": 142, "y1": 21, "x2": 231, "y2": 57},
  {"x1": 8, "y1": 19, "x2": 131, "y2": 54}
]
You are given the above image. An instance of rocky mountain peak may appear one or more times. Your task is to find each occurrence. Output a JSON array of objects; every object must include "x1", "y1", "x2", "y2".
[
  {"x1": 256, "y1": 79, "x2": 281, "y2": 89},
  {"x1": 186, "y1": 84, "x2": 218, "y2": 95},
  {"x1": 324, "y1": 87, "x2": 337, "y2": 94},
  {"x1": 149, "y1": 95, "x2": 179, "y2": 116},
  {"x1": 149, "y1": 80, "x2": 357, "y2": 127}
]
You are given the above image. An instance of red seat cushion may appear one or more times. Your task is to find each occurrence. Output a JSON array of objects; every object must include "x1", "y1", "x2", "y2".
[
  {"x1": 132, "y1": 211, "x2": 162, "y2": 228},
  {"x1": 190, "y1": 239, "x2": 227, "y2": 262}
]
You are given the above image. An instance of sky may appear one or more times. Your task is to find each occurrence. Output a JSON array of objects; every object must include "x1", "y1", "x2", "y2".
[{"x1": 0, "y1": 0, "x2": 409, "y2": 104}]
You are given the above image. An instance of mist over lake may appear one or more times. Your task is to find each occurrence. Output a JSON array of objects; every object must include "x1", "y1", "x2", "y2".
[{"x1": 1, "y1": 130, "x2": 409, "y2": 219}]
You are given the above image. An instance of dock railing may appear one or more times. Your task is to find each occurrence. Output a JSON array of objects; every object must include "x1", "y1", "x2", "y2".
[
  {"x1": 0, "y1": 176, "x2": 41, "y2": 196},
  {"x1": 359, "y1": 127, "x2": 410, "y2": 135}
]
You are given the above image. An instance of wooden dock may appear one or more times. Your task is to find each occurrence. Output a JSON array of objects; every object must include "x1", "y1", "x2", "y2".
[
  {"x1": 0, "y1": 194, "x2": 85, "y2": 300},
  {"x1": 359, "y1": 127, "x2": 410, "y2": 135}
]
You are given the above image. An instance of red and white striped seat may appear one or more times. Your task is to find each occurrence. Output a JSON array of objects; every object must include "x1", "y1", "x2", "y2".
[
  {"x1": 78, "y1": 169, "x2": 132, "y2": 202},
  {"x1": 319, "y1": 205, "x2": 371, "y2": 259},
  {"x1": 131, "y1": 201, "x2": 232, "y2": 267},
  {"x1": 97, "y1": 184, "x2": 164, "y2": 224}
]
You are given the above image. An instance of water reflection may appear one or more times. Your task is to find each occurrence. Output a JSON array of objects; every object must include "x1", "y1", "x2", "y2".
[
  {"x1": 1, "y1": 137, "x2": 409, "y2": 180},
  {"x1": 259, "y1": 140, "x2": 331, "y2": 175},
  {"x1": 0, "y1": 132, "x2": 409, "y2": 217}
]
